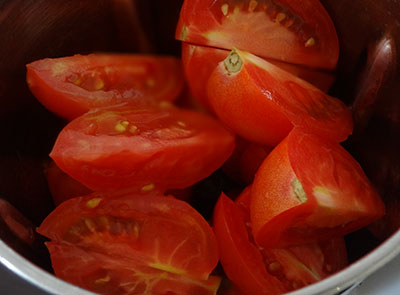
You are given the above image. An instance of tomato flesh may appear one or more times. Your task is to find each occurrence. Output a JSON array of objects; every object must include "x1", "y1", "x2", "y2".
[
  {"x1": 26, "y1": 54, "x2": 184, "y2": 120},
  {"x1": 251, "y1": 128, "x2": 385, "y2": 248},
  {"x1": 207, "y1": 49, "x2": 352, "y2": 146},
  {"x1": 176, "y1": 0, "x2": 339, "y2": 70},
  {"x1": 50, "y1": 104, "x2": 235, "y2": 193},
  {"x1": 37, "y1": 193, "x2": 220, "y2": 294}
]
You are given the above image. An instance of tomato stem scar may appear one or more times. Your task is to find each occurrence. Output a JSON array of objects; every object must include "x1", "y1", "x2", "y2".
[{"x1": 224, "y1": 49, "x2": 243, "y2": 74}]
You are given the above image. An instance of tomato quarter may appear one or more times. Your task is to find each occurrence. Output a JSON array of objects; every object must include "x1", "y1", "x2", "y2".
[
  {"x1": 213, "y1": 189, "x2": 347, "y2": 294},
  {"x1": 251, "y1": 128, "x2": 385, "y2": 248},
  {"x1": 207, "y1": 49, "x2": 352, "y2": 146},
  {"x1": 37, "y1": 193, "x2": 220, "y2": 294},
  {"x1": 176, "y1": 0, "x2": 339, "y2": 69},
  {"x1": 26, "y1": 54, "x2": 184, "y2": 120},
  {"x1": 50, "y1": 104, "x2": 235, "y2": 193}
]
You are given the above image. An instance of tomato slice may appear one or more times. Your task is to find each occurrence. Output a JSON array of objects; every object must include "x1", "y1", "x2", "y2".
[
  {"x1": 176, "y1": 0, "x2": 339, "y2": 70},
  {"x1": 50, "y1": 104, "x2": 235, "y2": 193},
  {"x1": 46, "y1": 242, "x2": 221, "y2": 295},
  {"x1": 251, "y1": 128, "x2": 385, "y2": 248},
  {"x1": 26, "y1": 54, "x2": 184, "y2": 120},
  {"x1": 181, "y1": 44, "x2": 335, "y2": 114},
  {"x1": 37, "y1": 193, "x2": 219, "y2": 282},
  {"x1": 45, "y1": 160, "x2": 92, "y2": 206},
  {"x1": 213, "y1": 189, "x2": 347, "y2": 295},
  {"x1": 207, "y1": 49, "x2": 353, "y2": 146}
]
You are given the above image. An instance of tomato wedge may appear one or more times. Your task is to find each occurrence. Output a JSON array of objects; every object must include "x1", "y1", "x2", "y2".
[
  {"x1": 37, "y1": 193, "x2": 220, "y2": 287},
  {"x1": 50, "y1": 104, "x2": 235, "y2": 193},
  {"x1": 207, "y1": 49, "x2": 352, "y2": 146},
  {"x1": 46, "y1": 242, "x2": 221, "y2": 295},
  {"x1": 251, "y1": 128, "x2": 385, "y2": 248},
  {"x1": 176, "y1": 0, "x2": 339, "y2": 69},
  {"x1": 26, "y1": 54, "x2": 184, "y2": 120},
  {"x1": 181, "y1": 44, "x2": 334, "y2": 114},
  {"x1": 213, "y1": 189, "x2": 347, "y2": 295}
]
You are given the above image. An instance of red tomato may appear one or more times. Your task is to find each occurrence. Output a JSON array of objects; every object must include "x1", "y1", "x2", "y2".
[
  {"x1": 207, "y1": 49, "x2": 353, "y2": 146},
  {"x1": 176, "y1": 0, "x2": 339, "y2": 70},
  {"x1": 45, "y1": 160, "x2": 92, "y2": 206},
  {"x1": 181, "y1": 44, "x2": 334, "y2": 114},
  {"x1": 46, "y1": 242, "x2": 221, "y2": 295},
  {"x1": 251, "y1": 128, "x2": 385, "y2": 248},
  {"x1": 26, "y1": 54, "x2": 184, "y2": 120},
  {"x1": 37, "y1": 193, "x2": 220, "y2": 293},
  {"x1": 50, "y1": 104, "x2": 235, "y2": 193},
  {"x1": 213, "y1": 190, "x2": 347, "y2": 295}
]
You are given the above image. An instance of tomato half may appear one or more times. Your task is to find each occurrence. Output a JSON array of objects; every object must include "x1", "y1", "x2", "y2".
[
  {"x1": 45, "y1": 160, "x2": 92, "y2": 206},
  {"x1": 176, "y1": 0, "x2": 339, "y2": 70},
  {"x1": 213, "y1": 190, "x2": 347, "y2": 295},
  {"x1": 37, "y1": 193, "x2": 220, "y2": 294},
  {"x1": 251, "y1": 128, "x2": 385, "y2": 248},
  {"x1": 50, "y1": 104, "x2": 235, "y2": 193},
  {"x1": 26, "y1": 54, "x2": 184, "y2": 120},
  {"x1": 207, "y1": 49, "x2": 353, "y2": 146},
  {"x1": 181, "y1": 44, "x2": 334, "y2": 114}
]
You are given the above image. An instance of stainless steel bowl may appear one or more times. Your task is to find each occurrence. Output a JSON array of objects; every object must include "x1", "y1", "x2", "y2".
[{"x1": 0, "y1": 0, "x2": 399, "y2": 294}]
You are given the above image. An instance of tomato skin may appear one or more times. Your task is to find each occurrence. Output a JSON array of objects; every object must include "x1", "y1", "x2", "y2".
[
  {"x1": 251, "y1": 128, "x2": 385, "y2": 248},
  {"x1": 176, "y1": 0, "x2": 339, "y2": 70},
  {"x1": 207, "y1": 49, "x2": 353, "y2": 146},
  {"x1": 181, "y1": 44, "x2": 335, "y2": 115},
  {"x1": 46, "y1": 242, "x2": 221, "y2": 295},
  {"x1": 37, "y1": 192, "x2": 219, "y2": 281},
  {"x1": 26, "y1": 54, "x2": 184, "y2": 120},
  {"x1": 45, "y1": 160, "x2": 92, "y2": 206},
  {"x1": 213, "y1": 193, "x2": 287, "y2": 295},
  {"x1": 50, "y1": 104, "x2": 235, "y2": 193}
]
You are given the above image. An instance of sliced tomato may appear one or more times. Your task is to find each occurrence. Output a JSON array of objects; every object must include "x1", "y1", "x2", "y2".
[
  {"x1": 37, "y1": 193, "x2": 219, "y2": 282},
  {"x1": 176, "y1": 0, "x2": 339, "y2": 70},
  {"x1": 207, "y1": 49, "x2": 353, "y2": 146},
  {"x1": 50, "y1": 104, "x2": 235, "y2": 193},
  {"x1": 181, "y1": 44, "x2": 334, "y2": 114},
  {"x1": 46, "y1": 242, "x2": 221, "y2": 295},
  {"x1": 250, "y1": 128, "x2": 385, "y2": 248},
  {"x1": 26, "y1": 54, "x2": 184, "y2": 120},
  {"x1": 45, "y1": 160, "x2": 92, "y2": 206},
  {"x1": 213, "y1": 190, "x2": 347, "y2": 295}
]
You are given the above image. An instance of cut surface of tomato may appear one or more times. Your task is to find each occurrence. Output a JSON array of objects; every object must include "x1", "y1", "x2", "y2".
[
  {"x1": 251, "y1": 128, "x2": 385, "y2": 248},
  {"x1": 26, "y1": 54, "x2": 184, "y2": 120},
  {"x1": 50, "y1": 104, "x2": 235, "y2": 193},
  {"x1": 213, "y1": 190, "x2": 347, "y2": 295},
  {"x1": 207, "y1": 49, "x2": 353, "y2": 146},
  {"x1": 47, "y1": 242, "x2": 221, "y2": 295},
  {"x1": 37, "y1": 193, "x2": 220, "y2": 283},
  {"x1": 176, "y1": 0, "x2": 339, "y2": 70}
]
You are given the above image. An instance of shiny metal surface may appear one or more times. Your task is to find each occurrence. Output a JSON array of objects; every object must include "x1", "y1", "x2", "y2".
[{"x1": 0, "y1": 0, "x2": 399, "y2": 294}]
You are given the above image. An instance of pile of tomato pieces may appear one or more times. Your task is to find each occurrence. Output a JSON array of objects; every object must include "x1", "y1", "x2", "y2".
[{"x1": 27, "y1": 1, "x2": 386, "y2": 295}]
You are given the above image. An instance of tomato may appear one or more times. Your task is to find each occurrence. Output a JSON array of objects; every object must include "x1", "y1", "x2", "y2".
[
  {"x1": 37, "y1": 193, "x2": 220, "y2": 294},
  {"x1": 181, "y1": 44, "x2": 334, "y2": 114},
  {"x1": 46, "y1": 242, "x2": 221, "y2": 295},
  {"x1": 251, "y1": 128, "x2": 385, "y2": 248},
  {"x1": 207, "y1": 49, "x2": 353, "y2": 146},
  {"x1": 50, "y1": 104, "x2": 235, "y2": 193},
  {"x1": 45, "y1": 160, "x2": 92, "y2": 206},
  {"x1": 176, "y1": 0, "x2": 339, "y2": 70},
  {"x1": 26, "y1": 54, "x2": 184, "y2": 120},
  {"x1": 213, "y1": 190, "x2": 347, "y2": 295}
]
